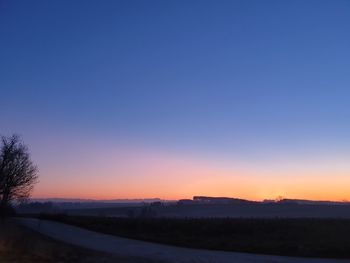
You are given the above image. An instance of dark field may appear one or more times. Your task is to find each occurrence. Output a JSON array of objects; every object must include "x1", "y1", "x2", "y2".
[
  {"x1": 38, "y1": 214, "x2": 350, "y2": 259},
  {"x1": 63, "y1": 203, "x2": 350, "y2": 218}
]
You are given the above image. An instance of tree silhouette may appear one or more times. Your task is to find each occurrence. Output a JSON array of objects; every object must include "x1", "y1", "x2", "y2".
[{"x1": 0, "y1": 135, "x2": 38, "y2": 208}]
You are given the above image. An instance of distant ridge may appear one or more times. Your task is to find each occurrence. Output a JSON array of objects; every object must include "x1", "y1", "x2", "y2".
[
  {"x1": 274, "y1": 198, "x2": 350, "y2": 206},
  {"x1": 177, "y1": 196, "x2": 350, "y2": 206},
  {"x1": 30, "y1": 198, "x2": 172, "y2": 203},
  {"x1": 30, "y1": 196, "x2": 350, "y2": 206}
]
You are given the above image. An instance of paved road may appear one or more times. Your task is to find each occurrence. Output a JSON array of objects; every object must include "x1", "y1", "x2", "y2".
[{"x1": 16, "y1": 218, "x2": 350, "y2": 263}]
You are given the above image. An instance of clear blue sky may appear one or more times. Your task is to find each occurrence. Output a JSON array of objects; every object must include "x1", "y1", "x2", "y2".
[{"x1": 1, "y1": 1, "x2": 350, "y2": 199}]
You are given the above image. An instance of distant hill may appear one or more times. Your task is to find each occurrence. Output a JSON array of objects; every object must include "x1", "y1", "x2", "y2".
[
  {"x1": 276, "y1": 198, "x2": 350, "y2": 206},
  {"x1": 17, "y1": 196, "x2": 350, "y2": 218},
  {"x1": 180, "y1": 196, "x2": 350, "y2": 206},
  {"x1": 30, "y1": 198, "x2": 169, "y2": 203},
  {"x1": 178, "y1": 196, "x2": 256, "y2": 205},
  {"x1": 30, "y1": 196, "x2": 349, "y2": 206}
]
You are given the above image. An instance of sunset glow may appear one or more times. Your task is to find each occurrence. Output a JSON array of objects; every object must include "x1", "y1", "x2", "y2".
[
  {"x1": 2, "y1": 0, "x2": 350, "y2": 202},
  {"x1": 26, "y1": 133, "x2": 350, "y2": 202}
]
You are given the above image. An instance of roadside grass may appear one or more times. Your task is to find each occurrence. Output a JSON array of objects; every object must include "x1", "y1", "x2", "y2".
[
  {"x1": 0, "y1": 219, "x2": 160, "y2": 263},
  {"x1": 38, "y1": 214, "x2": 350, "y2": 259}
]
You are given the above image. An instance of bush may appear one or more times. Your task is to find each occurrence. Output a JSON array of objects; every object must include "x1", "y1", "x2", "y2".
[{"x1": 0, "y1": 205, "x2": 16, "y2": 217}]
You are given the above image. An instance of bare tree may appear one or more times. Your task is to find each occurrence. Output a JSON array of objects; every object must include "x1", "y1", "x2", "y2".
[{"x1": 0, "y1": 135, "x2": 38, "y2": 208}]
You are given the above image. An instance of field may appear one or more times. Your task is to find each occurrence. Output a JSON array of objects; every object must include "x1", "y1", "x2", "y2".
[
  {"x1": 38, "y1": 214, "x2": 350, "y2": 259},
  {"x1": 0, "y1": 219, "x2": 158, "y2": 263},
  {"x1": 63, "y1": 203, "x2": 350, "y2": 218}
]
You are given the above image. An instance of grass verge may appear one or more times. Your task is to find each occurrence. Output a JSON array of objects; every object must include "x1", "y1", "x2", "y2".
[{"x1": 0, "y1": 218, "x2": 160, "y2": 263}]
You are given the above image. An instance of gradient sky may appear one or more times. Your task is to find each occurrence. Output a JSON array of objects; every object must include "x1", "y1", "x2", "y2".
[{"x1": 1, "y1": 0, "x2": 350, "y2": 201}]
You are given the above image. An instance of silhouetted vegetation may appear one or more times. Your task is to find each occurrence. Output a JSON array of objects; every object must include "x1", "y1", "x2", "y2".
[
  {"x1": 16, "y1": 202, "x2": 58, "y2": 214},
  {"x1": 0, "y1": 205, "x2": 15, "y2": 217},
  {"x1": 38, "y1": 214, "x2": 350, "y2": 259},
  {"x1": 0, "y1": 135, "x2": 38, "y2": 215}
]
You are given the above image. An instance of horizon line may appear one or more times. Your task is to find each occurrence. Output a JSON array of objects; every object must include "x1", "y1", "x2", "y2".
[{"x1": 29, "y1": 196, "x2": 350, "y2": 203}]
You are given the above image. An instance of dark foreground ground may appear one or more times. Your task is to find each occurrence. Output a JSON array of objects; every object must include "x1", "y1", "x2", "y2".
[
  {"x1": 0, "y1": 219, "x2": 158, "y2": 263},
  {"x1": 64, "y1": 203, "x2": 350, "y2": 218},
  {"x1": 39, "y1": 214, "x2": 350, "y2": 259}
]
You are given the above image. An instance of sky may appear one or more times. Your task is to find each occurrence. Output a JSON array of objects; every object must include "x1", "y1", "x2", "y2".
[{"x1": 1, "y1": 0, "x2": 350, "y2": 201}]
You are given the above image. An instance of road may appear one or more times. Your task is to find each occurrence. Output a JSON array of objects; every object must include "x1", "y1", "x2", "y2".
[{"x1": 16, "y1": 218, "x2": 350, "y2": 263}]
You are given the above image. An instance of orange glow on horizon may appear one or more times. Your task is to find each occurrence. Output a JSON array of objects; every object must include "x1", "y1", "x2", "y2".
[{"x1": 31, "y1": 145, "x2": 350, "y2": 202}]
